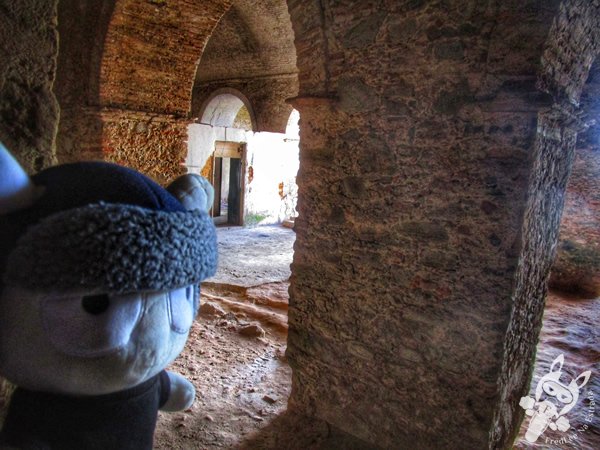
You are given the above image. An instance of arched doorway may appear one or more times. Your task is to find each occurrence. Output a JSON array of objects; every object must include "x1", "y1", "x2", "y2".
[{"x1": 199, "y1": 90, "x2": 257, "y2": 131}]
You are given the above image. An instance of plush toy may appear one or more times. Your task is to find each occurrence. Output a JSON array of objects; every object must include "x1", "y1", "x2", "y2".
[{"x1": 0, "y1": 143, "x2": 217, "y2": 449}]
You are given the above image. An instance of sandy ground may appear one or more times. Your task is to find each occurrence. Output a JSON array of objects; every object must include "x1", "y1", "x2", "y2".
[{"x1": 156, "y1": 290, "x2": 600, "y2": 449}]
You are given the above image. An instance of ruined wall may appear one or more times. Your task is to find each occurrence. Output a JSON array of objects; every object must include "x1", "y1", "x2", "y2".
[
  {"x1": 0, "y1": 0, "x2": 59, "y2": 171},
  {"x1": 491, "y1": 2, "x2": 600, "y2": 447},
  {"x1": 286, "y1": 1, "x2": 564, "y2": 448}
]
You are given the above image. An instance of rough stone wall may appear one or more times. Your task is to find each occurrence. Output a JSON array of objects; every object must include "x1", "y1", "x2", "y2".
[
  {"x1": 0, "y1": 0, "x2": 59, "y2": 171},
  {"x1": 491, "y1": 2, "x2": 600, "y2": 448},
  {"x1": 193, "y1": 76, "x2": 298, "y2": 132},
  {"x1": 286, "y1": 1, "x2": 565, "y2": 448},
  {"x1": 0, "y1": 0, "x2": 60, "y2": 425},
  {"x1": 101, "y1": 110, "x2": 189, "y2": 185},
  {"x1": 548, "y1": 61, "x2": 600, "y2": 297}
]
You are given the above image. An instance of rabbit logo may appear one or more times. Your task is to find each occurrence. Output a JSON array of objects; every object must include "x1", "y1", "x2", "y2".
[{"x1": 519, "y1": 354, "x2": 592, "y2": 443}]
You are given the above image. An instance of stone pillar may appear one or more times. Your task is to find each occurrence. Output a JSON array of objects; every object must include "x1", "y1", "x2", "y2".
[
  {"x1": 491, "y1": 1, "x2": 600, "y2": 447},
  {"x1": 286, "y1": 1, "x2": 568, "y2": 448}
]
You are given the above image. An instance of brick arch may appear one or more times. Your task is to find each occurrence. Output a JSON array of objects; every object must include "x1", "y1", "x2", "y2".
[
  {"x1": 197, "y1": 88, "x2": 257, "y2": 131},
  {"x1": 282, "y1": 1, "x2": 598, "y2": 449},
  {"x1": 55, "y1": 0, "x2": 235, "y2": 183},
  {"x1": 99, "y1": 0, "x2": 233, "y2": 115},
  {"x1": 191, "y1": 0, "x2": 299, "y2": 133}
]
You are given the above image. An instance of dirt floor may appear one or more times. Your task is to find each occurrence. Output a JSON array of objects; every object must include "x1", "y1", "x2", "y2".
[
  {"x1": 154, "y1": 282, "x2": 375, "y2": 450},
  {"x1": 154, "y1": 282, "x2": 292, "y2": 450},
  {"x1": 154, "y1": 225, "x2": 295, "y2": 449}
]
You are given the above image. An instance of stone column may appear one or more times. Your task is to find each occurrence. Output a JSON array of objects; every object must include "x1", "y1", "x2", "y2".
[{"x1": 285, "y1": 1, "x2": 567, "y2": 447}]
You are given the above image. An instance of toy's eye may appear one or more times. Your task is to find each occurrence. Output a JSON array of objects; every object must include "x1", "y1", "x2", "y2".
[
  {"x1": 186, "y1": 286, "x2": 192, "y2": 300},
  {"x1": 81, "y1": 294, "x2": 110, "y2": 315}
]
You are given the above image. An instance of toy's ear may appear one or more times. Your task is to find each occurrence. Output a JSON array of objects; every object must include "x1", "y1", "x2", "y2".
[
  {"x1": 166, "y1": 173, "x2": 214, "y2": 213},
  {"x1": 0, "y1": 142, "x2": 39, "y2": 214}
]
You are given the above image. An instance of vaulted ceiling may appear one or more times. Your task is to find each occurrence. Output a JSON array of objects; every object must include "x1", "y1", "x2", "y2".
[{"x1": 195, "y1": 0, "x2": 297, "y2": 83}]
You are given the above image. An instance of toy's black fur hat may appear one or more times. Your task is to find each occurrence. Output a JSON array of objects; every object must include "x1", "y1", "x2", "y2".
[{"x1": 0, "y1": 162, "x2": 217, "y2": 294}]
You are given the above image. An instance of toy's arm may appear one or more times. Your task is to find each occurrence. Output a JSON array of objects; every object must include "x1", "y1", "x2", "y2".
[{"x1": 159, "y1": 371, "x2": 196, "y2": 412}]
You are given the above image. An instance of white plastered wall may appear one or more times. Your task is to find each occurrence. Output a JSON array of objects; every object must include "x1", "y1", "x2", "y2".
[{"x1": 186, "y1": 123, "x2": 299, "y2": 224}]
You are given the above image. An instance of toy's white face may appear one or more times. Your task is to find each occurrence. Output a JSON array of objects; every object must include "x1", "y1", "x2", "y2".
[{"x1": 0, "y1": 285, "x2": 196, "y2": 395}]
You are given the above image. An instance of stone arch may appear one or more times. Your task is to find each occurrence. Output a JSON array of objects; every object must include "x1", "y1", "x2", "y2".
[
  {"x1": 491, "y1": 2, "x2": 600, "y2": 448},
  {"x1": 198, "y1": 88, "x2": 257, "y2": 131},
  {"x1": 98, "y1": 0, "x2": 233, "y2": 115},
  {"x1": 191, "y1": 0, "x2": 299, "y2": 133}
]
